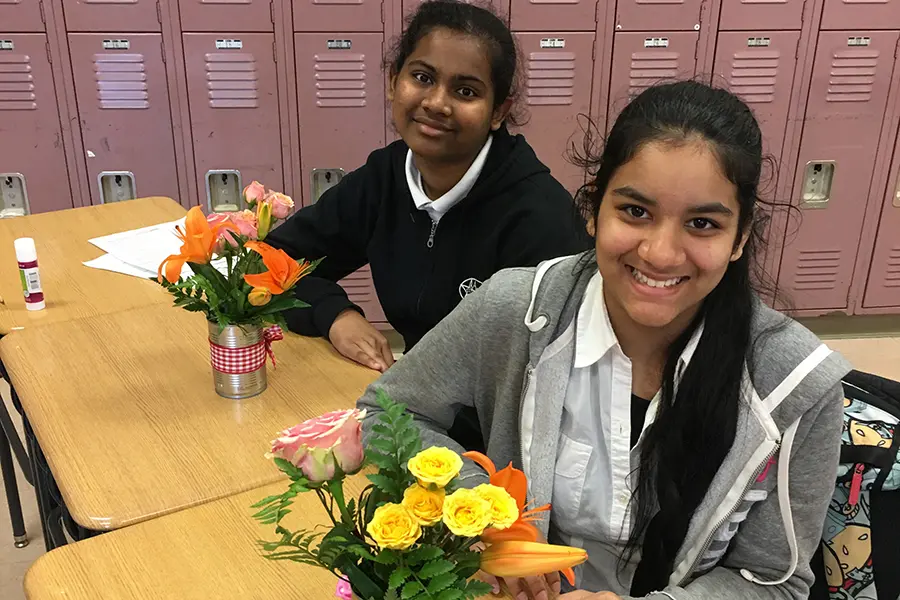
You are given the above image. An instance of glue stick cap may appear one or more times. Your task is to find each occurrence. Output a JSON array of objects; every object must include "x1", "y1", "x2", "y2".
[{"x1": 14, "y1": 238, "x2": 37, "y2": 263}]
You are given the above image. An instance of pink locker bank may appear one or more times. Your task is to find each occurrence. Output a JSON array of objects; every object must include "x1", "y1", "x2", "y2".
[
  {"x1": 713, "y1": 31, "x2": 800, "y2": 191},
  {"x1": 294, "y1": 30, "x2": 387, "y2": 324},
  {"x1": 514, "y1": 32, "x2": 595, "y2": 193},
  {"x1": 608, "y1": 32, "x2": 699, "y2": 123},
  {"x1": 182, "y1": 33, "x2": 284, "y2": 212},
  {"x1": 718, "y1": 0, "x2": 805, "y2": 31},
  {"x1": 863, "y1": 126, "x2": 900, "y2": 310},
  {"x1": 0, "y1": 33, "x2": 72, "y2": 215},
  {"x1": 777, "y1": 30, "x2": 900, "y2": 313},
  {"x1": 67, "y1": 33, "x2": 179, "y2": 204}
]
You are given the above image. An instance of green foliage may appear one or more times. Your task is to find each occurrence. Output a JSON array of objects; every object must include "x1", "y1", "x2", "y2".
[{"x1": 365, "y1": 390, "x2": 422, "y2": 502}]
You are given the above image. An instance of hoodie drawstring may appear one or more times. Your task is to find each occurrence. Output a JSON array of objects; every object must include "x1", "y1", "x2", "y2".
[{"x1": 524, "y1": 256, "x2": 569, "y2": 332}]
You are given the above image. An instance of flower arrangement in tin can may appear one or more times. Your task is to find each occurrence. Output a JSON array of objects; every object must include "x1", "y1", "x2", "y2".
[{"x1": 253, "y1": 391, "x2": 588, "y2": 599}]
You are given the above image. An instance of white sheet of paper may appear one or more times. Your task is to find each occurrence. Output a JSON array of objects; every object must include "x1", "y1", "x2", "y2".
[
  {"x1": 88, "y1": 218, "x2": 229, "y2": 280},
  {"x1": 83, "y1": 253, "x2": 157, "y2": 279}
]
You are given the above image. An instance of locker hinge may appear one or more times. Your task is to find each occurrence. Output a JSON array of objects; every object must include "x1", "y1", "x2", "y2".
[
  {"x1": 592, "y1": 42, "x2": 596, "y2": 61},
  {"x1": 273, "y1": 41, "x2": 278, "y2": 63},
  {"x1": 895, "y1": 37, "x2": 900, "y2": 58},
  {"x1": 45, "y1": 41, "x2": 52, "y2": 64},
  {"x1": 160, "y1": 40, "x2": 166, "y2": 64},
  {"x1": 594, "y1": 0, "x2": 600, "y2": 24},
  {"x1": 156, "y1": 0, "x2": 162, "y2": 25},
  {"x1": 795, "y1": 37, "x2": 801, "y2": 60},
  {"x1": 39, "y1": 0, "x2": 47, "y2": 24},
  {"x1": 800, "y1": 0, "x2": 807, "y2": 26},
  {"x1": 270, "y1": 0, "x2": 276, "y2": 25},
  {"x1": 381, "y1": 1, "x2": 386, "y2": 24}
]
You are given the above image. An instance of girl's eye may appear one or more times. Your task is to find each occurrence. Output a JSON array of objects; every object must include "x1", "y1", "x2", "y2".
[
  {"x1": 687, "y1": 218, "x2": 718, "y2": 230},
  {"x1": 457, "y1": 87, "x2": 477, "y2": 98},
  {"x1": 623, "y1": 205, "x2": 648, "y2": 219},
  {"x1": 412, "y1": 72, "x2": 432, "y2": 85}
]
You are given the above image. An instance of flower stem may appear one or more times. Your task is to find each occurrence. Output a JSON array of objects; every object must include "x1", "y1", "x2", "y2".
[{"x1": 327, "y1": 478, "x2": 354, "y2": 527}]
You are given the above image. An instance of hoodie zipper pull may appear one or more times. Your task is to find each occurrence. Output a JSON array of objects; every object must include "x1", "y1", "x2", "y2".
[{"x1": 426, "y1": 220, "x2": 438, "y2": 248}]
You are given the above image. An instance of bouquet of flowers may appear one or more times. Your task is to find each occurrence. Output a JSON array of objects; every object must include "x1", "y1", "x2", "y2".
[
  {"x1": 253, "y1": 392, "x2": 587, "y2": 600},
  {"x1": 156, "y1": 181, "x2": 318, "y2": 330}
]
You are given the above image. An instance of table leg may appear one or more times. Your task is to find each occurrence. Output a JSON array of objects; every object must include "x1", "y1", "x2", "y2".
[
  {"x1": 0, "y1": 426, "x2": 27, "y2": 548},
  {"x1": 24, "y1": 415, "x2": 56, "y2": 551}
]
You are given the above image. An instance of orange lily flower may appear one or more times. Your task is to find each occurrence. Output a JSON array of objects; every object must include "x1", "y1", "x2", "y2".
[
  {"x1": 479, "y1": 541, "x2": 587, "y2": 584},
  {"x1": 243, "y1": 241, "x2": 314, "y2": 295},
  {"x1": 464, "y1": 451, "x2": 578, "y2": 585},
  {"x1": 158, "y1": 206, "x2": 237, "y2": 284}
]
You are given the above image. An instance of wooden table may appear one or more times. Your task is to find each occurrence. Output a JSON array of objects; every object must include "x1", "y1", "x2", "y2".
[
  {"x1": 0, "y1": 304, "x2": 378, "y2": 532},
  {"x1": 24, "y1": 478, "x2": 519, "y2": 600},
  {"x1": 0, "y1": 197, "x2": 185, "y2": 335}
]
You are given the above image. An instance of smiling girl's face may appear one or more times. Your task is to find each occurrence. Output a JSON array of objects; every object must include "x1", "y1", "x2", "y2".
[
  {"x1": 389, "y1": 27, "x2": 509, "y2": 165},
  {"x1": 593, "y1": 140, "x2": 749, "y2": 334}
]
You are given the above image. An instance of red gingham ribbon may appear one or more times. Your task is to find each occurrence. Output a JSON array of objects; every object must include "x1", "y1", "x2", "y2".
[{"x1": 209, "y1": 325, "x2": 284, "y2": 374}]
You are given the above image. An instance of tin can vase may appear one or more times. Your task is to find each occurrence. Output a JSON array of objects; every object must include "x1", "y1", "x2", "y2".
[{"x1": 207, "y1": 321, "x2": 267, "y2": 399}]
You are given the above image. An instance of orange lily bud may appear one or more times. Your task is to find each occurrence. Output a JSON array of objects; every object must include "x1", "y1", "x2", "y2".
[
  {"x1": 248, "y1": 287, "x2": 272, "y2": 306},
  {"x1": 479, "y1": 541, "x2": 587, "y2": 586}
]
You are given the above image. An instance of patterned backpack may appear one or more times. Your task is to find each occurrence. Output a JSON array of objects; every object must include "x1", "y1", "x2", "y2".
[{"x1": 810, "y1": 369, "x2": 900, "y2": 600}]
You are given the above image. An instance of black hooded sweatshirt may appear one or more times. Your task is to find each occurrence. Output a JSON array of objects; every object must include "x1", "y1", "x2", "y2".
[{"x1": 267, "y1": 126, "x2": 591, "y2": 352}]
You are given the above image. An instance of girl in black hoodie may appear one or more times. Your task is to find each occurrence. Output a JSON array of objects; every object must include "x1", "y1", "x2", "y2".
[{"x1": 269, "y1": 0, "x2": 589, "y2": 376}]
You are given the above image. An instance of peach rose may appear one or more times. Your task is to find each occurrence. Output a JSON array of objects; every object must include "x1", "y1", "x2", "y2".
[
  {"x1": 264, "y1": 191, "x2": 294, "y2": 220},
  {"x1": 243, "y1": 180, "x2": 266, "y2": 206},
  {"x1": 230, "y1": 209, "x2": 258, "y2": 240}
]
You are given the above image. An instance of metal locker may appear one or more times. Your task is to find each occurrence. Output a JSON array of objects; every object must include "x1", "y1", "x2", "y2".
[
  {"x1": 608, "y1": 31, "x2": 699, "y2": 123},
  {"x1": 712, "y1": 32, "x2": 800, "y2": 174},
  {"x1": 821, "y1": 0, "x2": 900, "y2": 31},
  {"x1": 179, "y1": 0, "x2": 274, "y2": 33},
  {"x1": 615, "y1": 0, "x2": 704, "y2": 32},
  {"x1": 68, "y1": 34, "x2": 179, "y2": 204},
  {"x1": 293, "y1": 0, "x2": 383, "y2": 33},
  {"x1": 295, "y1": 32, "x2": 386, "y2": 323},
  {"x1": 295, "y1": 33, "x2": 384, "y2": 206},
  {"x1": 863, "y1": 133, "x2": 900, "y2": 308},
  {"x1": 182, "y1": 34, "x2": 284, "y2": 211},
  {"x1": 0, "y1": 34, "x2": 72, "y2": 215},
  {"x1": 514, "y1": 32, "x2": 595, "y2": 193},
  {"x1": 0, "y1": 0, "x2": 46, "y2": 33},
  {"x1": 510, "y1": 0, "x2": 597, "y2": 31},
  {"x1": 777, "y1": 30, "x2": 899, "y2": 311},
  {"x1": 61, "y1": 0, "x2": 160, "y2": 33},
  {"x1": 402, "y1": 0, "x2": 510, "y2": 21},
  {"x1": 718, "y1": 0, "x2": 805, "y2": 31}
]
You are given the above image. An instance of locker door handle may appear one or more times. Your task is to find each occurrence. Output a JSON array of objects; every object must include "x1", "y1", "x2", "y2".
[
  {"x1": 800, "y1": 161, "x2": 835, "y2": 209},
  {"x1": 894, "y1": 174, "x2": 900, "y2": 208}
]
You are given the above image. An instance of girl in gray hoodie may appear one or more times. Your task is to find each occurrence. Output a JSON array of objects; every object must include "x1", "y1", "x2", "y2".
[{"x1": 358, "y1": 81, "x2": 850, "y2": 600}]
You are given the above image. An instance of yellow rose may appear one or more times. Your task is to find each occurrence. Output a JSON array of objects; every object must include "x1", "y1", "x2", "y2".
[
  {"x1": 473, "y1": 484, "x2": 519, "y2": 530},
  {"x1": 407, "y1": 447, "x2": 463, "y2": 488},
  {"x1": 402, "y1": 484, "x2": 445, "y2": 526},
  {"x1": 442, "y1": 488, "x2": 493, "y2": 538},
  {"x1": 366, "y1": 503, "x2": 421, "y2": 550}
]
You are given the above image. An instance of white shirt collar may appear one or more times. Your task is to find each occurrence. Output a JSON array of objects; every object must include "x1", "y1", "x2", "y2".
[
  {"x1": 574, "y1": 270, "x2": 705, "y2": 372},
  {"x1": 404, "y1": 134, "x2": 493, "y2": 223}
]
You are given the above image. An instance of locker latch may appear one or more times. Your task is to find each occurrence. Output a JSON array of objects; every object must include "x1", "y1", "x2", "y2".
[
  {"x1": 206, "y1": 170, "x2": 243, "y2": 213},
  {"x1": 311, "y1": 169, "x2": 345, "y2": 204},
  {"x1": 98, "y1": 172, "x2": 137, "y2": 203},
  {"x1": 801, "y1": 161, "x2": 835, "y2": 209},
  {"x1": 0, "y1": 174, "x2": 29, "y2": 218}
]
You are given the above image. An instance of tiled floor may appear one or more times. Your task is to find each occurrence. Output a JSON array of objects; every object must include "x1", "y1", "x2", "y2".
[{"x1": 1, "y1": 334, "x2": 899, "y2": 600}]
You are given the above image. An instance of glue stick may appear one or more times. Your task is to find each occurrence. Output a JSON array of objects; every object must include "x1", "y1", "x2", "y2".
[{"x1": 15, "y1": 238, "x2": 45, "y2": 311}]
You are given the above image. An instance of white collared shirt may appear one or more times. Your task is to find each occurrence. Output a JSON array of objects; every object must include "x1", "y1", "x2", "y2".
[
  {"x1": 551, "y1": 270, "x2": 703, "y2": 592},
  {"x1": 404, "y1": 135, "x2": 493, "y2": 223}
]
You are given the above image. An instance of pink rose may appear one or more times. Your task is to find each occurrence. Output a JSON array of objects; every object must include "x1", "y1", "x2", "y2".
[
  {"x1": 206, "y1": 212, "x2": 235, "y2": 253},
  {"x1": 268, "y1": 409, "x2": 367, "y2": 482},
  {"x1": 264, "y1": 191, "x2": 294, "y2": 220},
  {"x1": 335, "y1": 576, "x2": 353, "y2": 600},
  {"x1": 243, "y1": 180, "x2": 266, "y2": 206},
  {"x1": 230, "y1": 209, "x2": 258, "y2": 240}
]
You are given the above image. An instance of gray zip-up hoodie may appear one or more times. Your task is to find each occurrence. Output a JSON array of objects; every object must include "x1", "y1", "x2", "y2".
[{"x1": 358, "y1": 254, "x2": 851, "y2": 599}]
